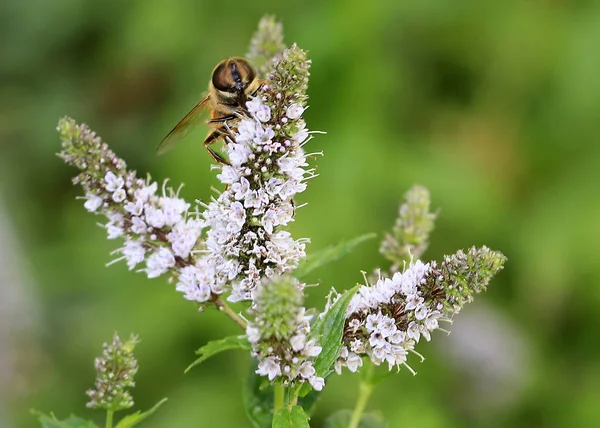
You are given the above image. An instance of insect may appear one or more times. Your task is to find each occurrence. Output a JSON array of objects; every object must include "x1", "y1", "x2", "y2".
[{"x1": 157, "y1": 57, "x2": 263, "y2": 163}]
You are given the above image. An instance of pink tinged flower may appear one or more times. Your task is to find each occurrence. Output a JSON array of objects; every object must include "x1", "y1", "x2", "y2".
[
  {"x1": 369, "y1": 332, "x2": 387, "y2": 348},
  {"x1": 191, "y1": 285, "x2": 212, "y2": 302},
  {"x1": 228, "y1": 201, "x2": 246, "y2": 228},
  {"x1": 124, "y1": 200, "x2": 144, "y2": 216},
  {"x1": 411, "y1": 260, "x2": 430, "y2": 279},
  {"x1": 112, "y1": 188, "x2": 126, "y2": 203},
  {"x1": 177, "y1": 265, "x2": 200, "y2": 287},
  {"x1": 168, "y1": 228, "x2": 199, "y2": 259},
  {"x1": 388, "y1": 330, "x2": 407, "y2": 345},
  {"x1": 130, "y1": 216, "x2": 147, "y2": 235},
  {"x1": 365, "y1": 313, "x2": 382, "y2": 332},
  {"x1": 104, "y1": 171, "x2": 124, "y2": 192},
  {"x1": 308, "y1": 376, "x2": 325, "y2": 391},
  {"x1": 256, "y1": 357, "x2": 281, "y2": 381},
  {"x1": 245, "y1": 98, "x2": 263, "y2": 115},
  {"x1": 246, "y1": 326, "x2": 261, "y2": 343},
  {"x1": 235, "y1": 119, "x2": 258, "y2": 143},
  {"x1": 392, "y1": 345, "x2": 408, "y2": 363},
  {"x1": 346, "y1": 352, "x2": 363, "y2": 372},
  {"x1": 244, "y1": 189, "x2": 268, "y2": 210},
  {"x1": 414, "y1": 303, "x2": 429, "y2": 321},
  {"x1": 161, "y1": 197, "x2": 190, "y2": 227},
  {"x1": 134, "y1": 182, "x2": 157, "y2": 203},
  {"x1": 231, "y1": 177, "x2": 250, "y2": 200},
  {"x1": 339, "y1": 346, "x2": 349, "y2": 359},
  {"x1": 145, "y1": 247, "x2": 175, "y2": 278},
  {"x1": 286, "y1": 103, "x2": 304, "y2": 120},
  {"x1": 106, "y1": 223, "x2": 123, "y2": 239},
  {"x1": 84, "y1": 194, "x2": 103, "y2": 212},
  {"x1": 424, "y1": 310, "x2": 441, "y2": 330},
  {"x1": 122, "y1": 240, "x2": 146, "y2": 270},
  {"x1": 217, "y1": 166, "x2": 240, "y2": 184},
  {"x1": 350, "y1": 339, "x2": 365, "y2": 353},
  {"x1": 302, "y1": 339, "x2": 323, "y2": 357},
  {"x1": 144, "y1": 206, "x2": 166, "y2": 229},
  {"x1": 228, "y1": 143, "x2": 252, "y2": 166},
  {"x1": 293, "y1": 127, "x2": 309, "y2": 145},
  {"x1": 371, "y1": 346, "x2": 387, "y2": 363},
  {"x1": 246, "y1": 98, "x2": 271, "y2": 123},
  {"x1": 379, "y1": 316, "x2": 397, "y2": 337},
  {"x1": 407, "y1": 321, "x2": 421, "y2": 343},
  {"x1": 421, "y1": 327, "x2": 432, "y2": 342},
  {"x1": 348, "y1": 319, "x2": 362, "y2": 332},
  {"x1": 253, "y1": 125, "x2": 275, "y2": 145},
  {"x1": 265, "y1": 177, "x2": 284, "y2": 197},
  {"x1": 290, "y1": 334, "x2": 307, "y2": 352},
  {"x1": 299, "y1": 361, "x2": 316, "y2": 379},
  {"x1": 275, "y1": 203, "x2": 294, "y2": 226},
  {"x1": 261, "y1": 208, "x2": 278, "y2": 234},
  {"x1": 405, "y1": 294, "x2": 424, "y2": 311}
]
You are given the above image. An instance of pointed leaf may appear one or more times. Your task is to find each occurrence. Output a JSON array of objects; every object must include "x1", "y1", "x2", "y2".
[
  {"x1": 299, "y1": 285, "x2": 359, "y2": 396},
  {"x1": 324, "y1": 410, "x2": 387, "y2": 428},
  {"x1": 272, "y1": 406, "x2": 310, "y2": 428},
  {"x1": 186, "y1": 335, "x2": 250, "y2": 373},
  {"x1": 295, "y1": 234, "x2": 376, "y2": 278},
  {"x1": 114, "y1": 398, "x2": 168, "y2": 428}
]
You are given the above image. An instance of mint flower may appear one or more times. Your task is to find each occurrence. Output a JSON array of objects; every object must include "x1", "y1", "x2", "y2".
[
  {"x1": 335, "y1": 247, "x2": 506, "y2": 374},
  {"x1": 246, "y1": 15, "x2": 286, "y2": 77},
  {"x1": 247, "y1": 277, "x2": 324, "y2": 391},
  {"x1": 86, "y1": 333, "x2": 139, "y2": 411},
  {"x1": 57, "y1": 42, "x2": 316, "y2": 307},
  {"x1": 380, "y1": 185, "x2": 437, "y2": 269},
  {"x1": 194, "y1": 44, "x2": 315, "y2": 303}
]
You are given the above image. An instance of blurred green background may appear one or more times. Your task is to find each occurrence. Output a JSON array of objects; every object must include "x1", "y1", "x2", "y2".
[{"x1": 1, "y1": 0, "x2": 600, "y2": 427}]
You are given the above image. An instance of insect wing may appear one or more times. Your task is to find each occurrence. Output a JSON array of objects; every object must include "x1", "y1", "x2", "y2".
[{"x1": 157, "y1": 96, "x2": 210, "y2": 155}]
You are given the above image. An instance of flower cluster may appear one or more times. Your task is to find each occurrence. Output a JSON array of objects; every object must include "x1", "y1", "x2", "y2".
[
  {"x1": 57, "y1": 118, "x2": 209, "y2": 297},
  {"x1": 335, "y1": 247, "x2": 506, "y2": 374},
  {"x1": 247, "y1": 277, "x2": 324, "y2": 391},
  {"x1": 86, "y1": 333, "x2": 139, "y2": 411},
  {"x1": 246, "y1": 15, "x2": 286, "y2": 78},
  {"x1": 380, "y1": 185, "x2": 437, "y2": 269},
  {"x1": 58, "y1": 42, "x2": 315, "y2": 306},
  {"x1": 193, "y1": 44, "x2": 314, "y2": 303}
]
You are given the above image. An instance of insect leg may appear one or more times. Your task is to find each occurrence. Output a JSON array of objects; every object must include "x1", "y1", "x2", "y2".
[
  {"x1": 208, "y1": 114, "x2": 237, "y2": 124},
  {"x1": 204, "y1": 129, "x2": 231, "y2": 165}
]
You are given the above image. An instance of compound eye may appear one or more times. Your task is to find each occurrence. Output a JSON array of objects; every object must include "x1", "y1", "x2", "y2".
[
  {"x1": 212, "y1": 62, "x2": 235, "y2": 92},
  {"x1": 236, "y1": 60, "x2": 256, "y2": 86}
]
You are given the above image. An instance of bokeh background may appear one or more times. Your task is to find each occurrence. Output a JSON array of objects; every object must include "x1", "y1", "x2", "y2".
[{"x1": 1, "y1": 0, "x2": 600, "y2": 427}]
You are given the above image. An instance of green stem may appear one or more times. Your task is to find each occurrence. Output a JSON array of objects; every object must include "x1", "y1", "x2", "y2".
[
  {"x1": 290, "y1": 386, "x2": 300, "y2": 406},
  {"x1": 212, "y1": 296, "x2": 247, "y2": 330},
  {"x1": 105, "y1": 410, "x2": 114, "y2": 428},
  {"x1": 274, "y1": 384, "x2": 285, "y2": 413},
  {"x1": 348, "y1": 365, "x2": 374, "y2": 428}
]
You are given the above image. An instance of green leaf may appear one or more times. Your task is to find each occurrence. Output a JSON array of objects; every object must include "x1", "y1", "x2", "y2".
[
  {"x1": 324, "y1": 410, "x2": 387, "y2": 428},
  {"x1": 299, "y1": 285, "x2": 359, "y2": 397},
  {"x1": 272, "y1": 406, "x2": 310, "y2": 428},
  {"x1": 295, "y1": 234, "x2": 376, "y2": 278},
  {"x1": 31, "y1": 411, "x2": 98, "y2": 428},
  {"x1": 243, "y1": 362, "x2": 274, "y2": 428},
  {"x1": 296, "y1": 387, "x2": 321, "y2": 417},
  {"x1": 185, "y1": 335, "x2": 250, "y2": 373},
  {"x1": 114, "y1": 398, "x2": 168, "y2": 428}
]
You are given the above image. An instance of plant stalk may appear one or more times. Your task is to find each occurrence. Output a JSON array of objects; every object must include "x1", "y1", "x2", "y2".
[
  {"x1": 274, "y1": 384, "x2": 285, "y2": 413},
  {"x1": 212, "y1": 296, "x2": 247, "y2": 329},
  {"x1": 348, "y1": 364, "x2": 374, "y2": 428},
  {"x1": 105, "y1": 410, "x2": 114, "y2": 428}
]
